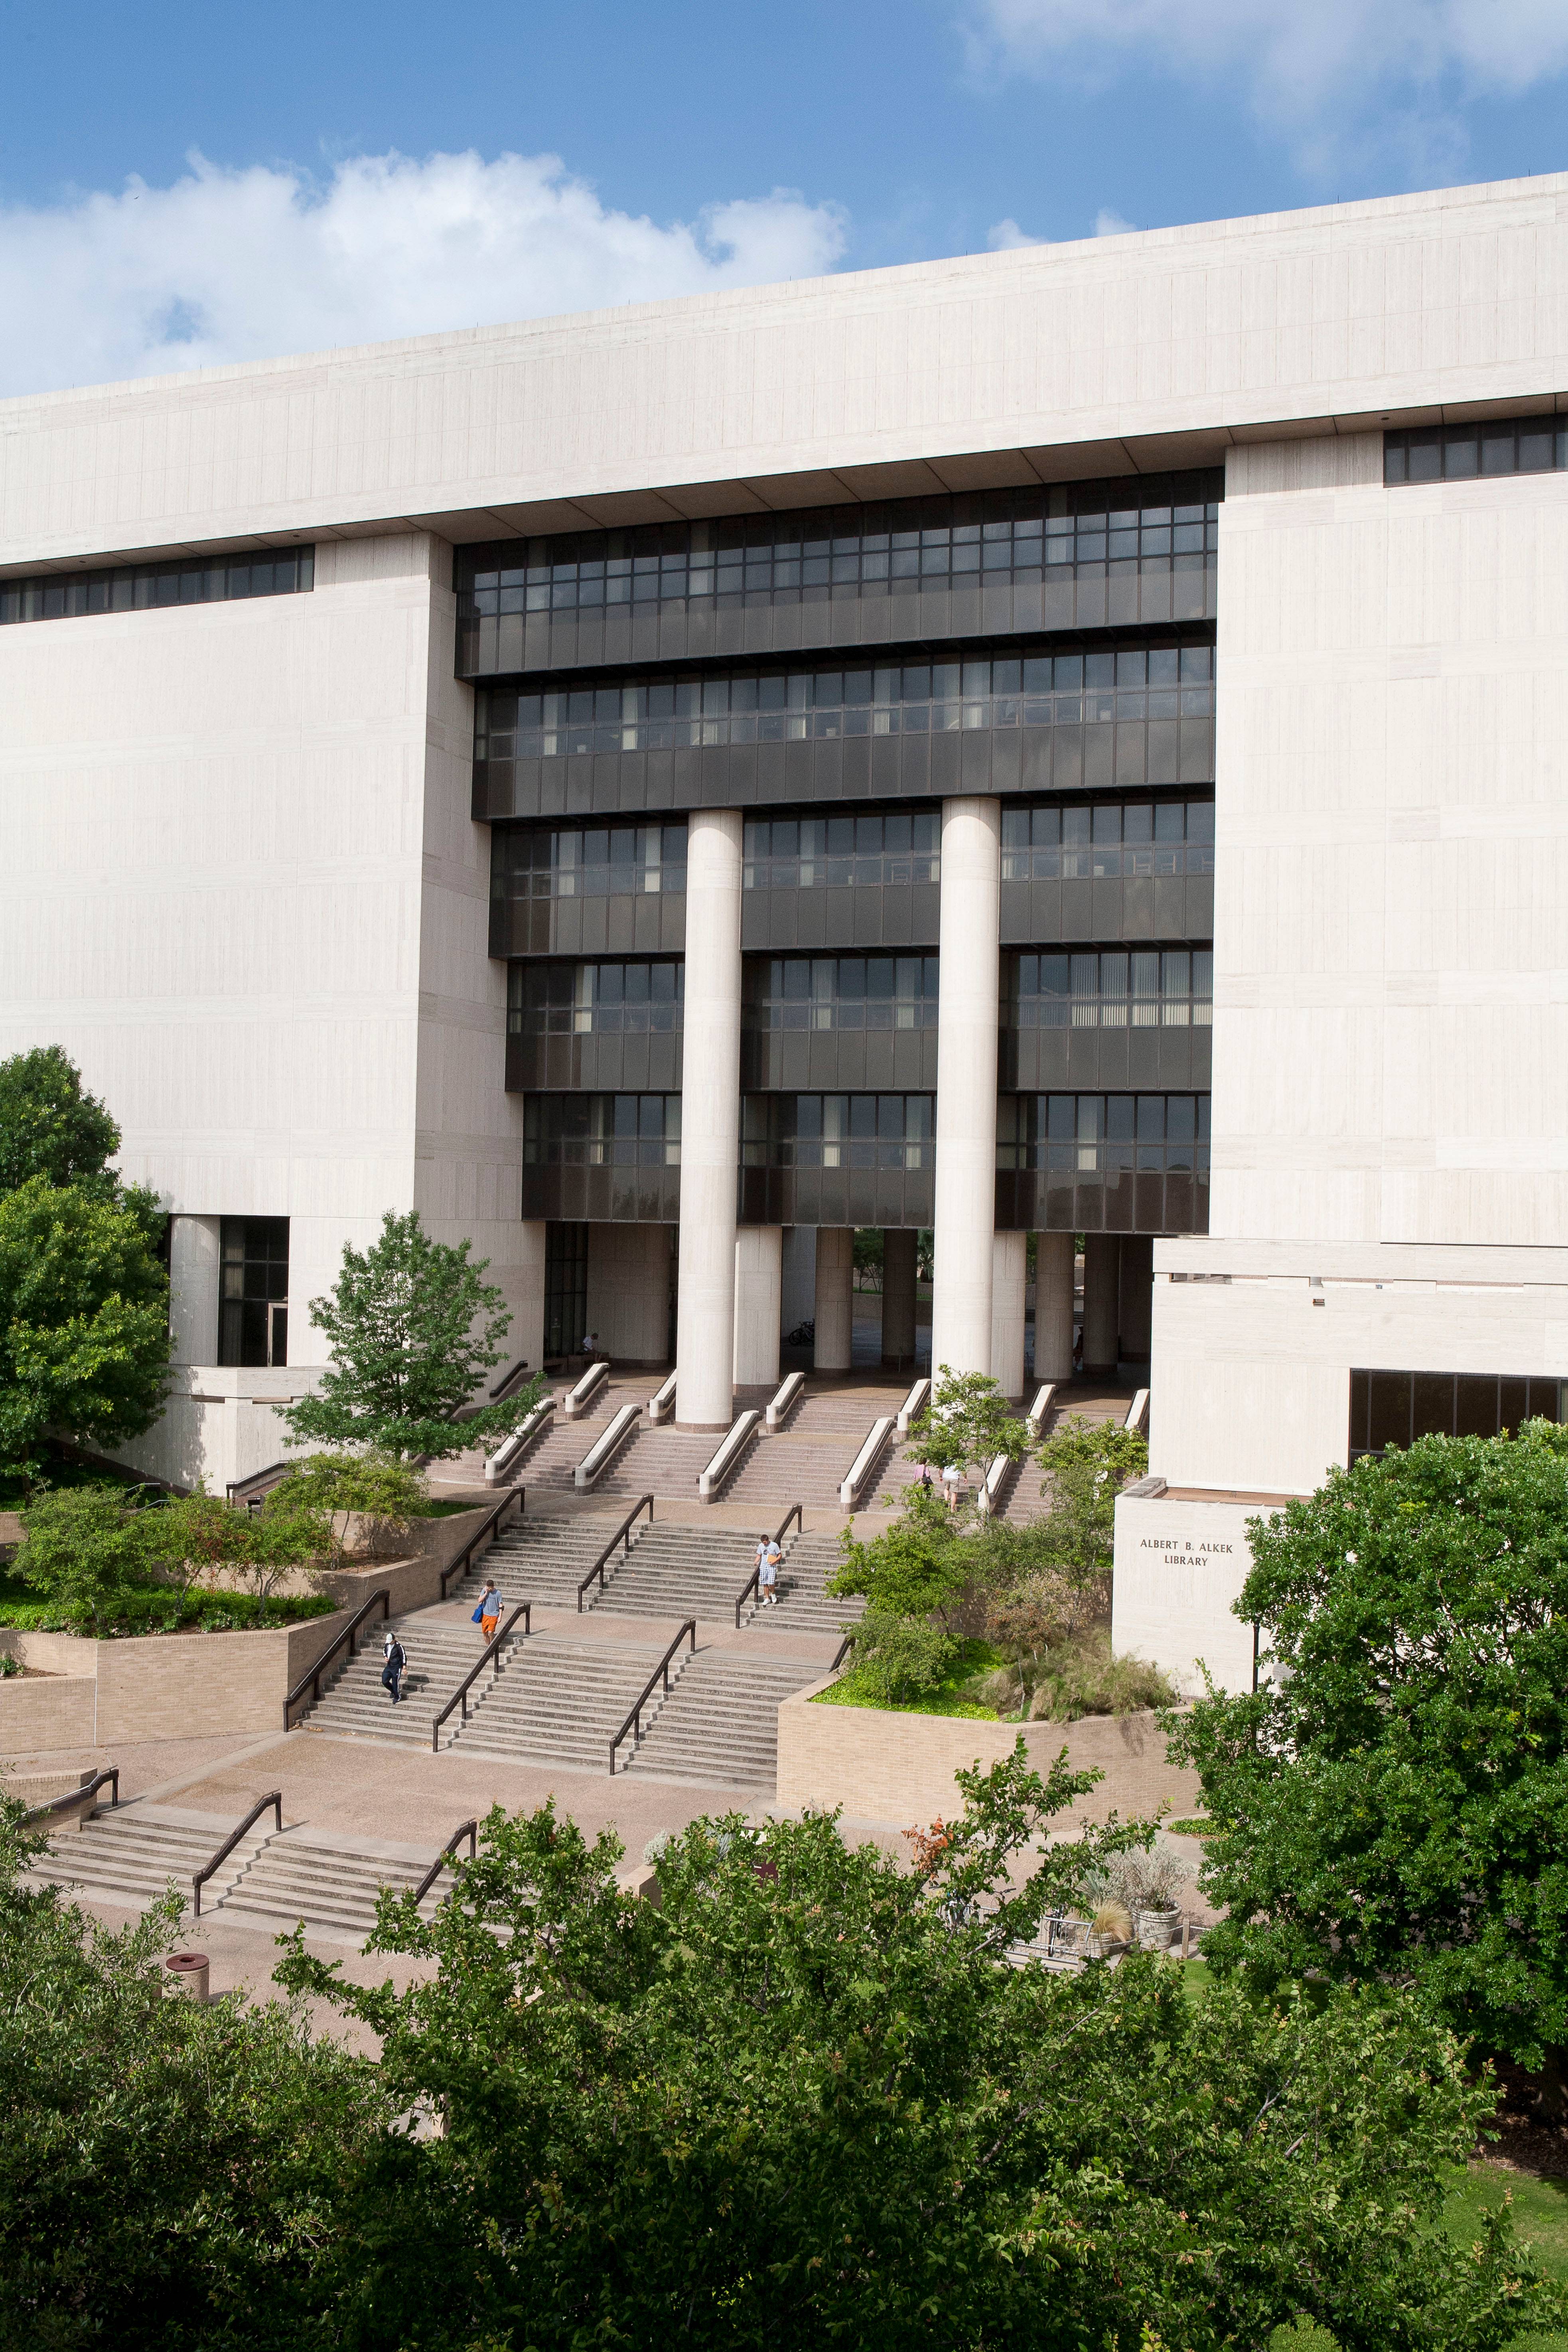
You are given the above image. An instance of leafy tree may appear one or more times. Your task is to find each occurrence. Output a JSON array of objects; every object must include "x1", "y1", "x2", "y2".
[
  {"x1": 905, "y1": 1363, "x2": 1030, "y2": 1486},
  {"x1": 838, "y1": 1603, "x2": 957, "y2": 1702},
  {"x1": 266, "y1": 1448, "x2": 430, "y2": 1557},
  {"x1": 274, "y1": 1749, "x2": 1553, "y2": 2351},
  {"x1": 0, "y1": 1798, "x2": 389, "y2": 2351},
  {"x1": 0, "y1": 1044, "x2": 122, "y2": 1198},
  {"x1": 1167, "y1": 1422, "x2": 1568, "y2": 2092},
  {"x1": 13, "y1": 1481, "x2": 152, "y2": 1632},
  {"x1": 282, "y1": 1210, "x2": 543, "y2": 1461},
  {"x1": 827, "y1": 1487, "x2": 971, "y2": 1630},
  {"x1": 851, "y1": 1227, "x2": 883, "y2": 1289},
  {"x1": 0, "y1": 1177, "x2": 172, "y2": 1474},
  {"x1": 1033, "y1": 1409, "x2": 1149, "y2": 1579}
]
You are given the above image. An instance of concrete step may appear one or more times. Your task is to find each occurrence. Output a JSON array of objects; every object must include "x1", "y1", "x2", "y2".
[
  {"x1": 298, "y1": 1622, "x2": 515, "y2": 1750},
  {"x1": 216, "y1": 1833, "x2": 448, "y2": 1941},
  {"x1": 28, "y1": 1810, "x2": 272, "y2": 1913},
  {"x1": 624, "y1": 1651, "x2": 825, "y2": 1788},
  {"x1": 447, "y1": 1632, "x2": 681, "y2": 1772}
]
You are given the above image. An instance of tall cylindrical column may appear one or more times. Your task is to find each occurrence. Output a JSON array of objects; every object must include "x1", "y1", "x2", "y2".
[
  {"x1": 675, "y1": 808, "x2": 744, "y2": 1428},
  {"x1": 880, "y1": 1228, "x2": 919, "y2": 1366},
  {"x1": 930, "y1": 796, "x2": 1001, "y2": 1377},
  {"x1": 814, "y1": 1227, "x2": 854, "y2": 1374},
  {"x1": 1081, "y1": 1234, "x2": 1120, "y2": 1374},
  {"x1": 1034, "y1": 1231, "x2": 1075, "y2": 1381},
  {"x1": 990, "y1": 1230, "x2": 1027, "y2": 1400},
  {"x1": 1118, "y1": 1233, "x2": 1154, "y2": 1363},
  {"x1": 734, "y1": 1227, "x2": 783, "y2": 1387},
  {"x1": 168, "y1": 1214, "x2": 222, "y2": 1366}
]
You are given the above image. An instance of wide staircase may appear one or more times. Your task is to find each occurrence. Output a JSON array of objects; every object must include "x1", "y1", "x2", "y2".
[
  {"x1": 759, "y1": 1529, "x2": 864, "y2": 1637},
  {"x1": 26, "y1": 1806, "x2": 273, "y2": 1913},
  {"x1": 450, "y1": 1512, "x2": 634, "y2": 1609},
  {"x1": 217, "y1": 1832, "x2": 451, "y2": 1941},
  {"x1": 442, "y1": 1632, "x2": 678, "y2": 1772},
  {"x1": 300, "y1": 1621, "x2": 495, "y2": 1749},
  {"x1": 724, "y1": 1385, "x2": 923, "y2": 1512},
  {"x1": 622, "y1": 1650, "x2": 826, "y2": 1786}
]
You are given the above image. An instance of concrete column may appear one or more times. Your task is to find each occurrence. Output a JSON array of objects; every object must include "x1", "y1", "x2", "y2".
[
  {"x1": 1082, "y1": 1234, "x2": 1120, "y2": 1374},
  {"x1": 586, "y1": 1222, "x2": 671, "y2": 1365},
  {"x1": 675, "y1": 807, "x2": 744, "y2": 1428},
  {"x1": 814, "y1": 1226, "x2": 854, "y2": 1374},
  {"x1": 168, "y1": 1214, "x2": 222, "y2": 1366},
  {"x1": 781, "y1": 1226, "x2": 817, "y2": 1338},
  {"x1": 513, "y1": 1219, "x2": 548, "y2": 1376},
  {"x1": 1118, "y1": 1233, "x2": 1154, "y2": 1364},
  {"x1": 880, "y1": 1228, "x2": 919, "y2": 1366},
  {"x1": 990, "y1": 1229, "x2": 1027, "y2": 1400},
  {"x1": 930, "y1": 796, "x2": 1001, "y2": 1376},
  {"x1": 1034, "y1": 1231, "x2": 1075, "y2": 1382},
  {"x1": 734, "y1": 1226, "x2": 783, "y2": 1386}
]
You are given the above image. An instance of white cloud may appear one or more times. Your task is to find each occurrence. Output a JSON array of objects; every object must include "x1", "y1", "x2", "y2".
[
  {"x1": 966, "y1": 0, "x2": 1568, "y2": 171},
  {"x1": 1094, "y1": 207, "x2": 1138, "y2": 236},
  {"x1": 986, "y1": 216, "x2": 1043, "y2": 247},
  {"x1": 0, "y1": 148, "x2": 848, "y2": 399}
]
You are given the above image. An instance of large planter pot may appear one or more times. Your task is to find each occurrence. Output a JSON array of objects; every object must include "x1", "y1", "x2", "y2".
[{"x1": 1137, "y1": 1905, "x2": 1183, "y2": 1951}]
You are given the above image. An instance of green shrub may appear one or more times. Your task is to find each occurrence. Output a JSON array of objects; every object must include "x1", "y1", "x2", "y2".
[
  {"x1": 843, "y1": 1605, "x2": 956, "y2": 1704},
  {"x1": 267, "y1": 1450, "x2": 431, "y2": 1554},
  {"x1": 1026, "y1": 1632, "x2": 1176, "y2": 1721}
]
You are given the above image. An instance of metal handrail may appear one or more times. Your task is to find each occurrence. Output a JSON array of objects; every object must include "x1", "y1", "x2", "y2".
[
  {"x1": 20, "y1": 1766, "x2": 120, "y2": 1826},
  {"x1": 193, "y1": 1790, "x2": 282, "y2": 1916},
  {"x1": 733, "y1": 1503, "x2": 805, "y2": 1628},
  {"x1": 410, "y1": 1818, "x2": 478, "y2": 1905},
  {"x1": 489, "y1": 1356, "x2": 532, "y2": 1400},
  {"x1": 226, "y1": 1459, "x2": 292, "y2": 1511},
  {"x1": 428, "y1": 1605, "x2": 531, "y2": 1752},
  {"x1": 609, "y1": 1619, "x2": 696, "y2": 1775},
  {"x1": 439, "y1": 1485, "x2": 525, "y2": 1599},
  {"x1": 282, "y1": 1590, "x2": 390, "y2": 1729},
  {"x1": 830, "y1": 1632, "x2": 855, "y2": 1673},
  {"x1": 577, "y1": 1494, "x2": 654, "y2": 1611}
]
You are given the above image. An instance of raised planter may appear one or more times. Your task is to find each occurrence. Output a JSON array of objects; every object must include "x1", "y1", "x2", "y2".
[
  {"x1": 0, "y1": 1609, "x2": 351, "y2": 1749},
  {"x1": 776, "y1": 1682, "x2": 1201, "y2": 1828}
]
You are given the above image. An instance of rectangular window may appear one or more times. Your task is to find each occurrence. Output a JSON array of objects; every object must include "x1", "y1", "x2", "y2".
[
  {"x1": 1384, "y1": 415, "x2": 1568, "y2": 485},
  {"x1": 1005, "y1": 946, "x2": 1211, "y2": 1029},
  {"x1": 218, "y1": 1217, "x2": 289, "y2": 1368},
  {"x1": 0, "y1": 548, "x2": 314, "y2": 629},
  {"x1": 1347, "y1": 1366, "x2": 1565, "y2": 1461},
  {"x1": 1000, "y1": 798, "x2": 1215, "y2": 881},
  {"x1": 995, "y1": 1095, "x2": 1209, "y2": 1175},
  {"x1": 456, "y1": 473, "x2": 1221, "y2": 623},
  {"x1": 741, "y1": 1094, "x2": 936, "y2": 1169},
  {"x1": 508, "y1": 960, "x2": 684, "y2": 1035},
  {"x1": 477, "y1": 644, "x2": 1213, "y2": 766},
  {"x1": 543, "y1": 1222, "x2": 589, "y2": 1360},
  {"x1": 491, "y1": 824, "x2": 687, "y2": 905},
  {"x1": 744, "y1": 954, "x2": 939, "y2": 1029},
  {"x1": 523, "y1": 1096, "x2": 682, "y2": 1166}
]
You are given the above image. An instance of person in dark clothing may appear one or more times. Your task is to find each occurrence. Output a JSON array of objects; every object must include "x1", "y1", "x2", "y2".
[{"x1": 381, "y1": 1631, "x2": 407, "y2": 1705}]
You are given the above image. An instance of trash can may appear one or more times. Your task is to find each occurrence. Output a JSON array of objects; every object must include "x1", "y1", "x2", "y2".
[{"x1": 164, "y1": 1950, "x2": 210, "y2": 2002}]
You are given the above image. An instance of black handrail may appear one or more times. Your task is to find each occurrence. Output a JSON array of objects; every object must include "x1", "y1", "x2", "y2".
[
  {"x1": 732, "y1": 1503, "x2": 805, "y2": 1628},
  {"x1": 20, "y1": 1766, "x2": 120, "y2": 1827},
  {"x1": 830, "y1": 1632, "x2": 855, "y2": 1673},
  {"x1": 577, "y1": 1494, "x2": 654, "y2": 1611},
  {"x1": 609, "y1": 1619, "x2": 696, "y2": 1775},
  {"x1": 489, "y1": 1355, "x2": 531, "y2": 1401},
  {"x1": 439, "y1": 1485, "x2": 525, "y2": 1600},
  {"x1": 410, "y1": 1818, "x2": 478, "y2": 1906},
  {"x1": 282, "y1": 1590, "x2": 390, "y2": 1729},
  {"x1": 429, "y1": 1605, "x2": 531, "y2": 1752},
  {"x1": 193, "y1": 1790, "x2": 282, "y2": 1916}
]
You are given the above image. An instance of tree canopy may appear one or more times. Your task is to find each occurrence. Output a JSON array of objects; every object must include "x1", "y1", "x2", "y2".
[
  {"x1": 0, "y1": 1044, "x2": 122, "y2": 1198},
  {"x1": 1167, "y1": 1421, "x2": 1568, "y2": 2082},
  {"x1": 282, "y1": 1210, "x2": 543, "y2": 1460},
  {"x1": 2, "y1": 1749, "x2": 1556, "y2": 2348},
  {"x1": 905, "y1": 1364, "x2": 1031, "y2": 1479},
  {"x1": 0, "y1": 1177, "x2": 171, "y2": 1472}
]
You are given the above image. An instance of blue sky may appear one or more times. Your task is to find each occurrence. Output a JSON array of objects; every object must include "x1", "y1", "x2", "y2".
[{"x1": 1, "y1": 0, "x2": 1566, "y2": 394}]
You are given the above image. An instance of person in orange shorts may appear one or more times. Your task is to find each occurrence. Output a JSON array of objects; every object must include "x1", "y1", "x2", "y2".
[{"x1": 473, "y1": 1579, "x2": 502, "y2": 1643}]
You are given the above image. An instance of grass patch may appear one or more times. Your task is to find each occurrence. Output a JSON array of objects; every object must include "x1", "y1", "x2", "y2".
[
  {"x1": 813, "y1": 1638, "x2": 1004, "y2": 1719},
  {"x1": 1166, "y1": 1818, "x2": 1215, "y2": 1838},
  {"x1": 417, "y1": 1498, "x2": 487, "y2": 1519}
]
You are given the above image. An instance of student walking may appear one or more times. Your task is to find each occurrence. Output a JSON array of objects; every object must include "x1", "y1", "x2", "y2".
[
  {"x1": 381, "y1": 1630, "x2": 407, "y2": 1705},
  {"x1": 759, "y1": 1535, "x2": 782, "y2": 1607},
  {"x1": 473, "y1": 1581, "x2": 503, "y2": 1643}
]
